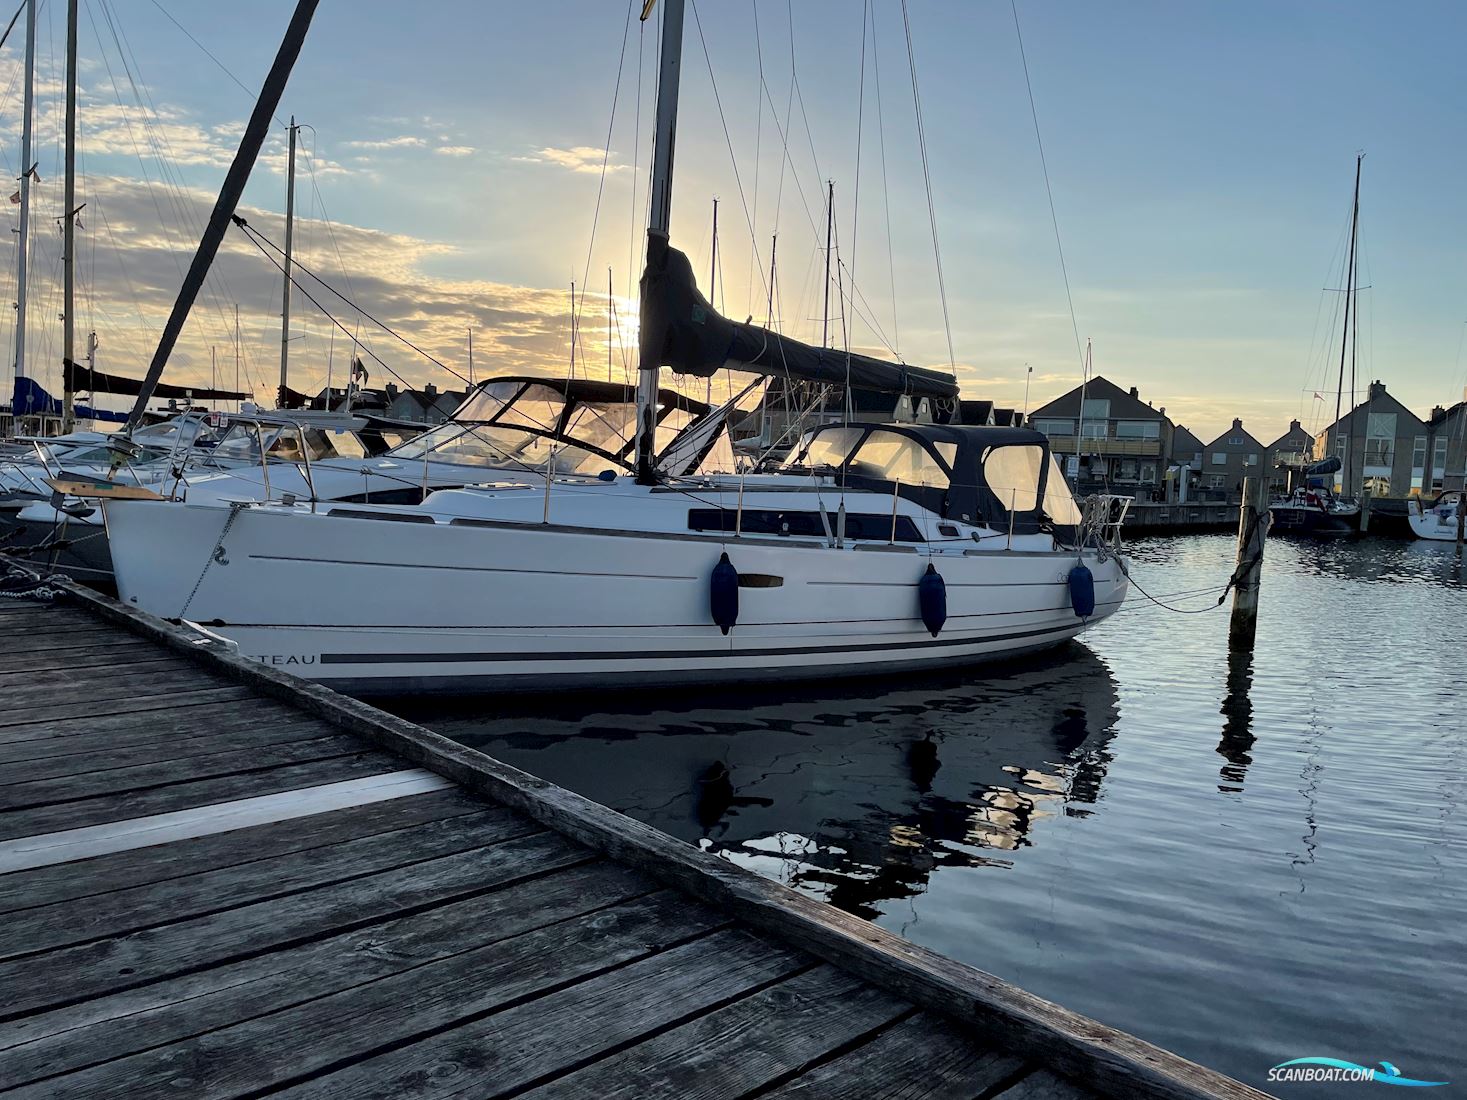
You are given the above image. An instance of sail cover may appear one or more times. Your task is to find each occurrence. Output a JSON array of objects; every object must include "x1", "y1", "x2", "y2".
[
  {"x1": 640, "y1": 238, "x2": 958, "y2": 400},
  {"x1": 63, "y1": 359, "x2": 250, "y2": 402},
  {"x1": 10, "y1": 377, "x2": 128, "y2": 423}
]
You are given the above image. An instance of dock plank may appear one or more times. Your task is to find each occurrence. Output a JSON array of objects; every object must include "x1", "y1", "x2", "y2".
[
  {"x1": 0, "y1": 829, "x2": 582, "y2": 1018},
  {"x1": 19, "y1": 889, "x2": 723, "y2": 1100},
  {"x1": 0, "y1": 656, "x2": 192, "y2": 690},
  {"x1": 267, "y1": 927, "x2": 810, "y2": 1100},
  {"x1": 991, "y1": 1069, "x2": 1098, "y2": 1100},
  {"x1": 0, "y1": 684, "x2": 256, "y2": 731},
  {"x1": 0, "y1": 715, "x2": 335, "y2": 778},
  {"x1": 0, "y1": 861, "x2": 655, "y2": 1090},
  {"x1": 0, "y1": 806, "x2": 530, "y2": 959},
  {"x1": 514, "y1": 964, "x2": 910, "y2": 1100},
  {"x1": 761, "y1": 1011, "x2": 1027, "y2": 1099},
  {"x1": 0, "y1": 752, "x2": 401, "y2": 840},
  {"x1": 0, "y1": 639, "x2": 151, "y2": 674},
  {"x1": 0, "y1": 695, "x2": 306, "y2": 755},
  {"x1": 0, "y1": 787, "x2": 485, "y2": 914},
  {"x1": 0, "y1": 625, "x2": 149, "y2": 655}
]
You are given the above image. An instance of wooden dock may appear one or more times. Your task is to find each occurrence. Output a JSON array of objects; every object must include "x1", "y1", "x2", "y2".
[{"x1": 0, "y1": 580, "x2": 1271, "y2": 1100}]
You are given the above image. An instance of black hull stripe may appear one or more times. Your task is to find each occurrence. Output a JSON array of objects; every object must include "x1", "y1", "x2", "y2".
[{"x1": 317, "y1": 621, "x2": 1089, "y2": 665}]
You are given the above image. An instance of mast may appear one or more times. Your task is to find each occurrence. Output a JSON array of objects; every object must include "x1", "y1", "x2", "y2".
[
  {"x1": 635, "y1": 0, "x2": 686, "y2": 485},
  {"x1": 1333, "y1": 154, "x2": 1361, "y2": 498},
  {"x1": 467, "y1": 326, "x2": 475, "y2": 389},
  {"x1": 822, "y1": 180, "x2": 833, "y2": 349},
  {"x1": 125, "y1": 0, "x2": 320, "y2": 430},
  {"x1": 13, "y1": 0, "x2": 35, "y2": 408},
  {"x1": 234, "y1": 304, "x2": 241, "y2": 410},
  {"x1": 709, "y1": 197, "x2": 718, "y2": 310},
  {"x1": 278, "y1": 116, "x2": 299, "y2": 407},
  {"x1": 61, "y1": 0, "x2": 78, "y2": 432}
]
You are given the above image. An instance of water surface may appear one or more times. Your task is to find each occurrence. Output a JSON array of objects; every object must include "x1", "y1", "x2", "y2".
[{"x1": 401, "y1": 534, "x2": 1467, "y2": 1096}]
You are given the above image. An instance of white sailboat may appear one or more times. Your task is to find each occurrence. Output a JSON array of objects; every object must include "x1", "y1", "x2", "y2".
[
  {"x1": 102, "y1": 0, "x2": 1130, "y2": 694},
  {"x1": 1408, "y1": 492, "x2": 1462, "y2": 541}
]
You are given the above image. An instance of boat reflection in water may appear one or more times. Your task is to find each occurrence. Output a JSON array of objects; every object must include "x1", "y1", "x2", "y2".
[{"x1": 405, "y1": 643, "x2": 1120, "y2": 920}]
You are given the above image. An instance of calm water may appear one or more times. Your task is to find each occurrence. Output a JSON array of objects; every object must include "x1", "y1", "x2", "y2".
[{"x1": 400, "y1": 534, "x2": 1467, "y2": 1096}]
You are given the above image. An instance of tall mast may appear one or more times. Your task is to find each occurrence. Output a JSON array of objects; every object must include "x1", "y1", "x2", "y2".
[
  {"x1": 61, "y1": 0, "x2": 78, "y2": 432},
  {"x1": 126, "y1": 0, "x2": 321, "y2": 430},
  {"x1": 1333, "y1": 153, "x2": 1361, "y2": 497},
  {"x1": 634, "y1": 0, "x2": 686, "y2": 485},
  {"x1": 278, "y1": 116, "x2": 299, "y2": 407},
  {"x1": 234, "y1": 304, "x2": 241, "y2": 410},
  {"x1": 822, "y1": 180, "x2": 834, "y2": 349},
  {"x1": 13, "y1": 0, "x2": 35, "y2": 402},
  {"x1": 709, "y1": 197, "x2": 718, "y2": 310}
]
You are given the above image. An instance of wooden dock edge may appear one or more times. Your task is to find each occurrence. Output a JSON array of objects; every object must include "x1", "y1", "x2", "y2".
[{"x1": 40, "y1": 578, "x2": 1271, "y2": 1100}]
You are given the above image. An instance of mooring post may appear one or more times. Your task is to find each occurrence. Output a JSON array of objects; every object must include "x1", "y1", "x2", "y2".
[
  {"x1": 1229, "y1": 476, "x2": 1269, "y2": 649},
  {"x1": 1457, "y1": 489, "x2": 1465, "y2": 549},
  {"x1": 1359, "y1": 489, "x2": 1372, "y2": 533}
]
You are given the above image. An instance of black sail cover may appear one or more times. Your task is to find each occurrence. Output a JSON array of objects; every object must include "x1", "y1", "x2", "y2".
[
  {"x1": 639, "y1": 237, "x2": 958, "y2": 400},
  {"x1": 64, "y1": 359, "x2": 250, "y2": 402}
]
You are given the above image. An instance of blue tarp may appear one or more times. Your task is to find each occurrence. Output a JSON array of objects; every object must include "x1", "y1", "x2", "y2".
[{"x1": 8, "y1": 377, "x2": 128, "y2": 423}]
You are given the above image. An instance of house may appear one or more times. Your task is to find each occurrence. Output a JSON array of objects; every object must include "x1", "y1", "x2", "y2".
[
  {"x1": 1200, "y1": 418, "x2": 1267, "y2": 502},
  {"x1": 1423, "y1": 398, "x2": 1467, "y2": 495},
  {"x1": 383, "y1": 383, "x2": 468, "y2": 427},
  {"x1": 991, "y1": 407, "x2": 1023, "y2": 428},
  {"x1": 1170, "y1": 425, "x2": 1203, "y2": 468},
  {"x1": 1028, "y1": 376, "x2": 1173, "y2": 496},
  {"x1": 1267, "y1": 418, "x2": 1314, "y2": 494},
  {"x1": 1311, "y1": 380, "x2": 1427, "y2": 497}
]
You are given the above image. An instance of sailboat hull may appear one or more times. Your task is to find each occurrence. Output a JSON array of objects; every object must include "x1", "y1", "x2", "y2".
[{"x1": 104, "y1": 499, "x2": 1129, "y2": 696}]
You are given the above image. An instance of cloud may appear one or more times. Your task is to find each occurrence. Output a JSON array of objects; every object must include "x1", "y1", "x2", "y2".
[
  {"x1": 515, "y1": 146, "x2": 628, "y2": 175},
  {"x1": 434, "y1": 145, "x2": 475, "y2": 158},
  {"x1": 342, "y1": 135, "x2": 428, "y2": 151}
]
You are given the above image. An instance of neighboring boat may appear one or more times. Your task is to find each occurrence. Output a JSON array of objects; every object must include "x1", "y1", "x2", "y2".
[
  {"x1": 1274, "y1": 155, "x2": 1367, "y2": 537},
  {"x1": 1408, "y1": 491, "x2": 1462, "y2": 542},
  {"x1": 102, "y1": 0, "x2": 1129, "y2": 695},
  {"x1": 1268, "y1": 456, "x2": 1360, "y2": 536}
]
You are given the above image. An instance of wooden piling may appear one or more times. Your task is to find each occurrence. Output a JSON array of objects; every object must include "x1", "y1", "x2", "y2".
[
  {"x1": 1457, "y1": 490, "x2": 1465, "y2": 549},
  {"x1": 1359, "y1": 489, "x2": 1372, "y2": 533},
  {"x1": 1229, "y1": 477, "x2": 1269, "y2": 649}
]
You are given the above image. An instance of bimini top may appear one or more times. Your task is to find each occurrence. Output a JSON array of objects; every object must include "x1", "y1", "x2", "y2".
[
  {"x1": 452, "y1": 375, "x2": 711, "y2": 425},
  {"x1": 782, "y1": 422, "x2": 1082, "y2": 534}
]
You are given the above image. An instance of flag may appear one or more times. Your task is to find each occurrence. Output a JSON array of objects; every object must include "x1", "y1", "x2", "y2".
[
  {"x1": 8, "y1": 191, "x2": 18, "y2": 205},
  {"x1": 1312, "y1": 391, "x2": 1324, "y2": 401}
]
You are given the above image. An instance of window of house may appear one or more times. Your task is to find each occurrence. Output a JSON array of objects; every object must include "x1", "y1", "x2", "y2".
[
  {"x1": 1080, "y1": 422, "x2": 1107, "y2": 439},
  {"x1": 1245, "y1": 453, "x2": 1258, "y2": 466},
  {"x1": 1080, "y1": 398, "x2": 1110, "y2": 420},
  {"x1": 1115, "y1": 421, "x2": 1160, "y2": 439},
  {"x1": 1364, "y1": 438, "x2": 1393, "y2": 467},
  {"x1": 1141, "y1": 464, "x2": 1155, "y2": 482},
  {"x1": 1208, "y1": 474, "x2": 1225, "y2": 488},
  {"x1": 1335, "y1": 435, "x2": 1346, "y2": 458},
  {"x1": 1227, "y1": 435, "x2": 1242, "y2": 445},
  {"x1": 1031, "y1": 418, "x2": 1073, "y2": 436},
  {"x1": 1412, "y1": 436, "x2": 1427, "y2": 470},
  {"x1": 1433, "y1": 436, "x2": 1448, "y2": 472},
  {"x1": 1367, "y1": 412, "x2": 1397, "y2": 439},
  {"x1": 1211, "y1": 452, "x2": 1227, "y2": 465}
]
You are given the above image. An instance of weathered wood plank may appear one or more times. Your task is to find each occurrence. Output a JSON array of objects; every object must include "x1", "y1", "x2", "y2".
[
  {"x1": 0, "y1": 694, "x2": 302, "y2": 754},
  {"x1": 0, "y1": 656, "x2": 191, "y2": 690},
  {"x1": 0, "y1": 807, "x2": 531, "y2": 959},
  {"x1": 20, "y1": 889, "x2": 726, "y2": 1100},
  {"x1": 761, "y1": 1011, "x2": 1027, "y2": 1099},
  {"x1": 991, "y1": 1069, "x2": 1098, "y2": 1100},
  {"x1": 267, "y1": 928, "x2": 810, "y2": 1100},
  {"x1": 0, "y1": 861, "x2": 656, "y2": 1089},
  {"x1": 0, "y1": 829, "x2": 581, "y2": 1017},
  {"x1": 0, "y1": 626, "x2": 138, "y2": 655},
  {"x1": 0, "y1": 752, "x2": 399, "y2": 841},
  {"x1": 0, "y1": 603, "x2": 94, "y2": 627},
  {"x1": 0, "y1": 734, "x2": 367, "y2": 809},
  {"x1": 0, "y1": 640, "x2": 150, "y2": 674},
  {"x1": 0, "y1": 683, "x2": 252, "y2": 731},
  {"x1": 514, "y1": 964, "x2": 909, "y2": 1100},
  {"x1": 0, "y1": 715, "x2": 334, "y2": 778},
  {"x1": 0, "y1": 787, "x2": 484, "y2": 914}
]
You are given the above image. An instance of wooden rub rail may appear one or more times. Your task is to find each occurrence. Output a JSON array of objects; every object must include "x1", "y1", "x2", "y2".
[{"x1": 0, "y1": 580, "x2": 1273, "y2": 1100}]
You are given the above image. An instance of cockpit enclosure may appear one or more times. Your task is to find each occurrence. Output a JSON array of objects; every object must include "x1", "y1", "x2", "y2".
[
  {"x1": 444, "y1": 376, "x2": 712, "y2": 473},
  {"x1": 783, "y1": 423, "x2": 1083, "y2": 537}
]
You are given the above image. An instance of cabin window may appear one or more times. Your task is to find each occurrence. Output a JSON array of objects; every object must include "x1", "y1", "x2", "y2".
[
  {"x1": 686, "y1": 508, "x2": 924, "y2": 542},
  {"x1": 454, "y1": 380, "x2": 525, "y2": 423},
  {"x1": 983, "y1": 444, "x2": 1045, "y2": 513},
  {"x1": 320, "y1": 430, "x2": 368, "y2": 460}
]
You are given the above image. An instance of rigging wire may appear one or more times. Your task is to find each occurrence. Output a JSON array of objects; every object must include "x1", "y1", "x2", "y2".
[
  {"x1": 1009, "y1": 0, "x2": 1081, "y2": 371},
  {"x1": 900, "y1": 0, "x2": 954, "y2": 369}
]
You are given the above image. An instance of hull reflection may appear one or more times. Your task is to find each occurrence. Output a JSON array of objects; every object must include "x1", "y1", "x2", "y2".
[{"x1": 407, "y1": 643, "x2": 1121, "y2": 920}]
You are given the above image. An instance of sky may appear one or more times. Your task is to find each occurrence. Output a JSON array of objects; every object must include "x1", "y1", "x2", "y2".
[{"x1": 2, "y1": 0, "x2": 1466, "y2": 444}]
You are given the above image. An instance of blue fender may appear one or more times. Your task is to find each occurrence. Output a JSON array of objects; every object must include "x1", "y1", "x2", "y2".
[
  {"x1": 1068, "y1": 563, "x2": 1096, "y2": 617},
  {"x1": 918, "y1": 563, "x2": 946, "y2": 637},
  {"x1": 710, "y1": 552, "x2": 739, "y2": 635}
]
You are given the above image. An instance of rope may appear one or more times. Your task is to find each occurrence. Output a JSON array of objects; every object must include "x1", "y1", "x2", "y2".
[
  {"x1": 900, "y1": 0, "x2": 954, "y2": 370},
  {"x1": 1010, "y1": 0, "x2": 1085, "y2": 371},
  {"x1": 0, "y1": 561, "x2": 65, "y2": 602},
  {"x1": 1123, "y1": 509, "x2": 1269, "y2": 615}
]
